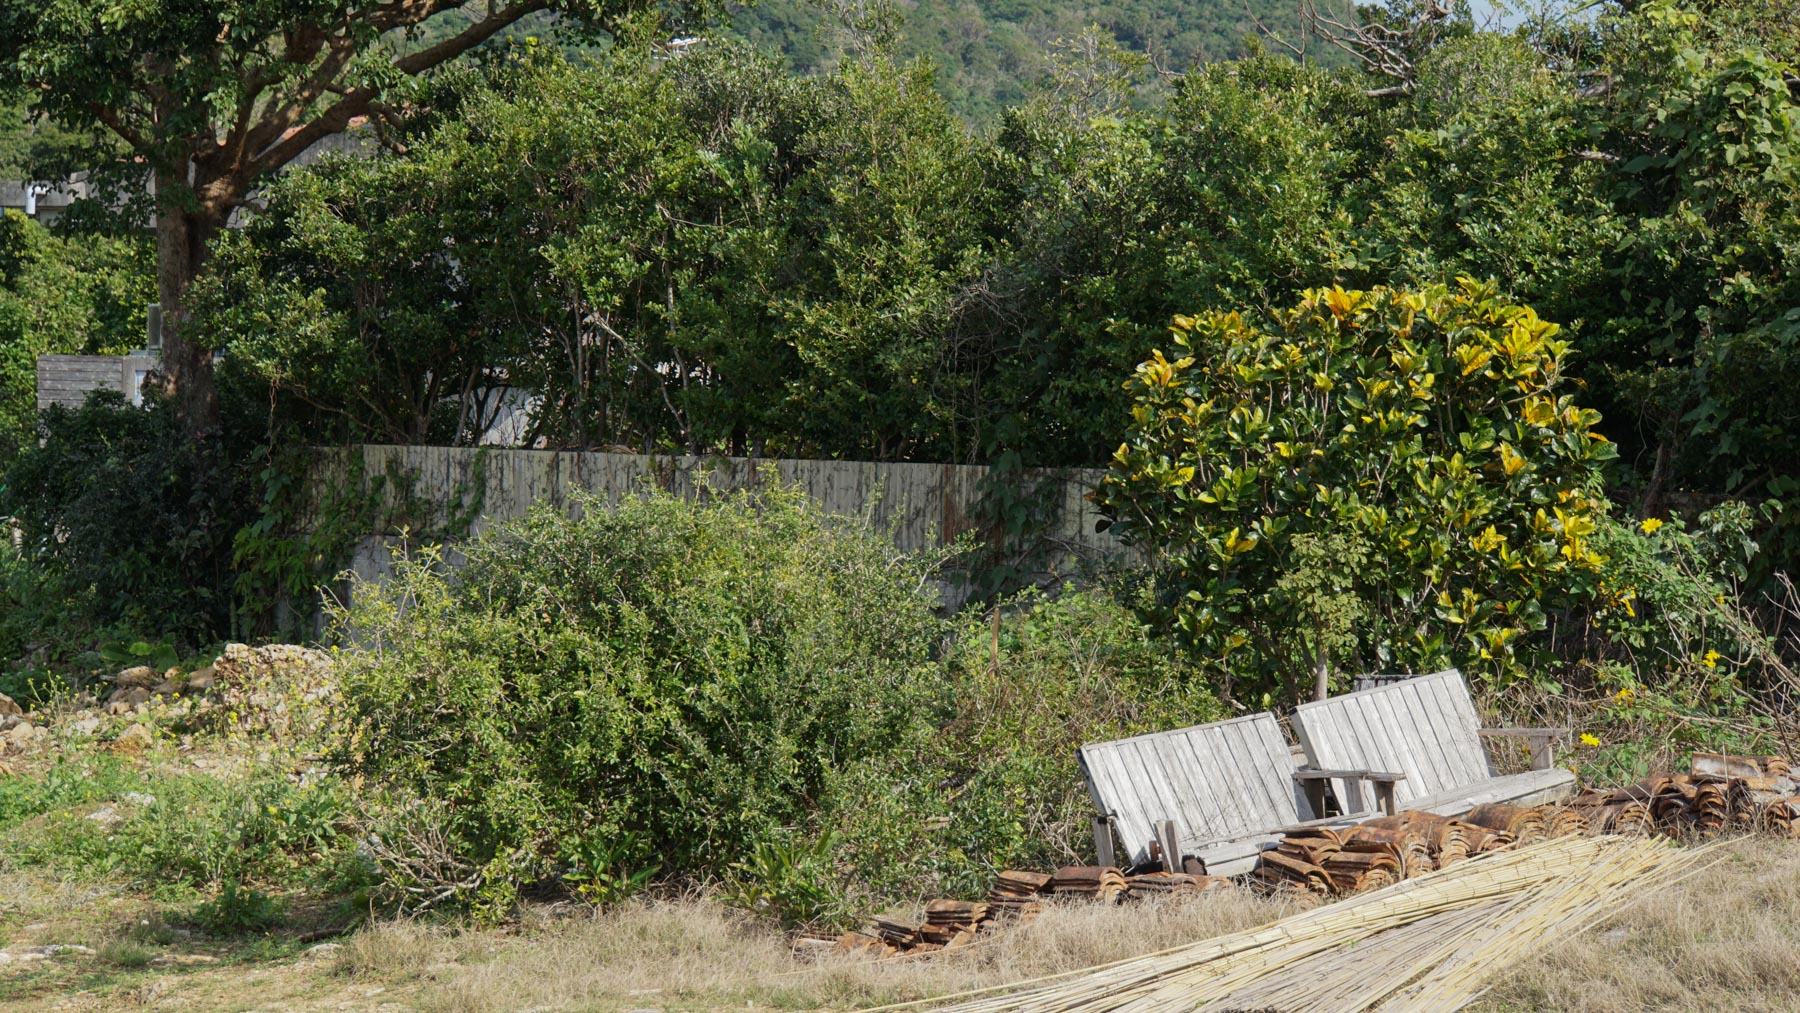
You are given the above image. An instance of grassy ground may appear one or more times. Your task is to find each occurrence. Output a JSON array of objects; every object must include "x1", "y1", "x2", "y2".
[
  {"x1": 4, "y1": 835, "x2": 1800, "y2": 1011},
  {"x1": 8, "y1": 648, "x2": 1800, "y2": 1011}
]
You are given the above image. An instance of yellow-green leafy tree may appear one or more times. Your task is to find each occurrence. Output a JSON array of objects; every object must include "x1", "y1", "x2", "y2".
[{"x1": 1098, "y1": 280, "x2": 1617, "y2": 703}]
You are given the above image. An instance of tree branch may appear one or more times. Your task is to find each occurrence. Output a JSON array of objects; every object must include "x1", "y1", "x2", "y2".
[
  {"x1": 394, "y1": 1, "x2": 549, "y2": 76},
  {"x1": 87, "y1": 103, "x2": 151, "y2": 152},
  {"x1": 248, "y1": 1, "x2": 548, "y2": 175}
]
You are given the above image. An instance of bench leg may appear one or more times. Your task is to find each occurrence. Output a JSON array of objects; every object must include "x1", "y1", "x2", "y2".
[
  {"x1": 1529, "y1": 737, "x2": 1555, "y2": 771},
  {"x1": 1302, "y1": 780, "x2": 1329, "y2": 819},
  {"x1": 1375, "y1": 782, "x2": 1399, "y2": 816},
  {"x1": 1093, "y1": 816, "x2": 1115, "y2": 868},
  {"x1": 1156, "y1": 820, "x2": 1180, "y2": 874}
]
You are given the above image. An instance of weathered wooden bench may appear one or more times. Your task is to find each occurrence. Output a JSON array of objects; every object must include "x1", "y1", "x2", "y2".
[
  {"x1": 1291, "y1": 668, "x2": 1575, "y2": 818},
  {"x1": 1077, "y1": 713, "x2": 1396, "y2": 877}
]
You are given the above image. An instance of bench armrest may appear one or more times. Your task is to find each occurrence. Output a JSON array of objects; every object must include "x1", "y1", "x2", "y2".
[
  {"x1": 1292, "y1": 767, "x2": 1407, "y2": 816},
  {"x1": 1292, "y1": 767, "x2": 1406, "y2": 782},
  {"x1": 1479, "y1": 727, "x2": 1568, "y2": 770},
  {"x1": 1479, "y1": 727, "x2": 1568, "y2": 739}
]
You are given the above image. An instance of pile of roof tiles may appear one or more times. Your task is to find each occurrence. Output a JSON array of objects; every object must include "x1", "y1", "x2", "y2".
[
  {"x1": 1253, "y1": 752, "x2": 1800, "y2": 898},
  {"x1": 1589, "y1": 753, "x2": 1800, "y2": 838},
  {"x1": 826, "y1": 864, "x2": 1235, "y2": 957},
  {"x1": 825, "y1": 752, "x2": 1800, "y2": 959},
  {"x1": 1249, "y1": 809, "x2": 1527, "y2": 898}
]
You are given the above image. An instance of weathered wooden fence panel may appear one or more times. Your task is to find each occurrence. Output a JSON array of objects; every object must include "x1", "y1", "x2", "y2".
[
  {"x1": 316, "y1": 445, "x2": 1130, "y2": 601},
  {"x1": 36, "y1": 355, "x2": 125, "y2": 411}
]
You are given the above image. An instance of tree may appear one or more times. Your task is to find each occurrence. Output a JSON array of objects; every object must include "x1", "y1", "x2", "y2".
[
  {"x1": 1098, "y1": 282, "x2": 1617, "y2": 703},
  {"x1": 0, "y1": 1, "x2": 660, "y2": 433}
]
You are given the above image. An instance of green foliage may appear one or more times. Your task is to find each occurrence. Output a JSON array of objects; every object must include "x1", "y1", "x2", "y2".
[
  {"x1": 0, "y1": 88, "x2": 114, "y2": 177},
  {"x1": 559, "y1": 832, "x2": 659, "y2": 907},
  {"x1": 99, "y1": 638, "x2": 180, "y2": 673},
  {"x1": 0, "y1": 663, "x2": 65, "y2": 709},
  {"x1": 1099, "y1": 282, "x2": 1617, "y2": 702},
  {"x1": 722, "y1": 830, "x2": 848, "y2": 930},
  {"x1": 0, "y1": 393, "x2": 242, "y2": 656},
  {"x1": 729, "y1": 1, "x2": 1348, "y2": 123},
  {"x1": 228, "y1": 443, "x2": 387, "y2": 641},
  {"x1": 0, "y1": 755, "x2": 146, "y2": 832},
  {"x1": 328, "y1": 479, "x2": 949, "y2": 915},
  {"x1": 3, "y1": 763, "x2": 346, "y2": 885},
  {"x1": 1578, "y1": 503, "x2": 1781, "y2": 682},
  {"x1": 824, "y1": 582, "x2": 1221, "y2": 899},
  {"x1": 190, "y1": 881, "x2": 285, "y2": 936},
  {"x1": 0, "y1": 209, "x2": 155, "y2": 468}
]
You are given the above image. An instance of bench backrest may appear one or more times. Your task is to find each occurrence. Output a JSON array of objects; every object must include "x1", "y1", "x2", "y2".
[
  {"x1": 1078, "y1": 712, "x2": 1314, "y2": 867},
  {"x1": 1291, "y1": 668, "x2": 1490, "y2": 806}
]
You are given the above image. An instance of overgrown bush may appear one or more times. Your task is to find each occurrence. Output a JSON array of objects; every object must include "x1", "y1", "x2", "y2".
[
  {"x1": 329, "y1": 480, "x2": 951, "y2": 915},
  {"x1": 1099, "y1": 281, "x2": 1617, "y2": 703},
  {"x1": 823, "y1": 581, "x2": 1223, "y2": 901},
  {"x1": 0, "y1": 391, "x2": 240, "y2": 654},
  {"x1": 1550, "y1": 502, "x2": 1794, "y2": 782}
]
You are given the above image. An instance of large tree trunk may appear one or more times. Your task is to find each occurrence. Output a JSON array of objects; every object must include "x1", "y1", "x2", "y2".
[{"x1": 154, "y1": 169, "x2": 227, "y2": 436}]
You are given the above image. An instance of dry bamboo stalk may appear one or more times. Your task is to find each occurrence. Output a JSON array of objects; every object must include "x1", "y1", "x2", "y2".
[{"x1": 882, "y1": 836, "x2": 1702, "y2": 1013}]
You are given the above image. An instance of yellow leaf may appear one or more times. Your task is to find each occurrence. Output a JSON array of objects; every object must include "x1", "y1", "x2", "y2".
[{"x1": 1497, "y1": 443, "x2": 1526, "y2": 476}]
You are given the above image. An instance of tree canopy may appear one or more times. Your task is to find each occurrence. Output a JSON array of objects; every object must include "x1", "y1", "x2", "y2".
[{"x1": 0, "y1": 0, "x2": 674, "y2": 431}]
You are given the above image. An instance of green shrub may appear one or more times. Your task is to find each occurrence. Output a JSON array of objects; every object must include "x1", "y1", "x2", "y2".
[
  {"x1": 722, "y1": 830, "x2": 849, "y2": 930},
  {"x1": 824, "y1": 582, "x2": 1223, "y2": 900},
  {"x1": 559, "y1": 832, "x2": 659, "y2": 908},
  {"x1": 1098, "y1": 281, "x2": 1617, "y2": 702},
  {"x1": 1, "y1": 760, "x2": 352, "y2": 894},
  {"x1": 0, "y1": 392, "x2": 242, "y2": 655},
  {"x1": 0, "y1": 663, "x2": 67, "y2": 710},
  {"x1": 329, "y1": 480, "x2": 950, "y2": 915},
  {"x1": 190, "y1": 880, "x2": 285, "y2": 936},
  {"x1": 0, "y1": 755, "x2": 146, "y2": 832}
]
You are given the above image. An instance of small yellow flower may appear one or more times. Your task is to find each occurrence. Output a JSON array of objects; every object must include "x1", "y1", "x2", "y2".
[
  {"x1": 1702, "y1": 650, "x2": 1721, "y2": 669},
  {"x1": 267, "y1": 805, "x2": 278, "y2": 815},
  {"x1": 1614, "y1": 687, "x2": 1636, "y2": 704},
  {"x1": 1639, "y1": 517, "x2": 1664, "y2": 534},
  {"x1": 1579, "y1": 733, "x2": 1601, "y2": 748}
]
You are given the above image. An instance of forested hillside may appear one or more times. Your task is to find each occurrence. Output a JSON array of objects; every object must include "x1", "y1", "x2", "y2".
[
  {"x1": 309, "y1": 0, "x2": 1352, "y2": 121},
  {"x1": 728, "y1": 0, "x2": 1347, "y2": 118}
]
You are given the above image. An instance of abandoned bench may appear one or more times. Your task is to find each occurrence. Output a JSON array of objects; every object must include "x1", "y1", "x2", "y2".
[
  {"x1": 1077, "y1": 713, "x2": 1401, "y2": 878},
  {"x1": 1291, "y1": 668, "x2": 1575, "y2": 818}
]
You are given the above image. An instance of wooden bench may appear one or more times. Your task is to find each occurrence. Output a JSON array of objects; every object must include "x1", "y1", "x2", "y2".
[
  {"x1": 1290, "y1": 669, "x2": 1576, "y2": 818},
  {"x1": 1077, "y1": 713, "x2": 1396, "y2": 878}
]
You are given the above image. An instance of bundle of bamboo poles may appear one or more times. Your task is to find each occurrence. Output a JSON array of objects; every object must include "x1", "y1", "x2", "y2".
[{"x1": 884, "y1": 836, "x2": 1711, "y2": 1013}]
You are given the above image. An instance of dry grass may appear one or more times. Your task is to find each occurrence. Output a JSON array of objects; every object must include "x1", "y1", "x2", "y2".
[
  {"x1": 0, "y1": 869, "x2": 116, "y2": 925},
  {"x1": 13, "y1": 837, "x2": 1800, "y2": 1011},
  {"x1": 332, "y1": 836, "x2": 1800, "y2": 1012},
  {"x1": 332, "y1": 889, "x2": 1302, "y2": 1012},
  {"x1": 1475, "y1": 836, "x2": 1800, "y2": 1012}
]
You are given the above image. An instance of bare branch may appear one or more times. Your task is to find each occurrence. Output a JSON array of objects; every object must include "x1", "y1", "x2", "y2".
[
  {"x1": 1245, "y1": 1, "x2": 1307, "y2": 60},
  {"x1": 1300, "y1": 0, "x2": 1457, "y2": 84}
]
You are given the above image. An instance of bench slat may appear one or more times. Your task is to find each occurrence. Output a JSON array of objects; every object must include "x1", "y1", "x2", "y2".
[{"x1": 1078, "y1": 712, "x2": 1305, "y2": 868}]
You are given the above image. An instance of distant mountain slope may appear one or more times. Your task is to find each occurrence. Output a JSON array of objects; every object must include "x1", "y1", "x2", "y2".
[{"x1": 727, "y1": 0, "x2": 1345, "y2": 118}]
